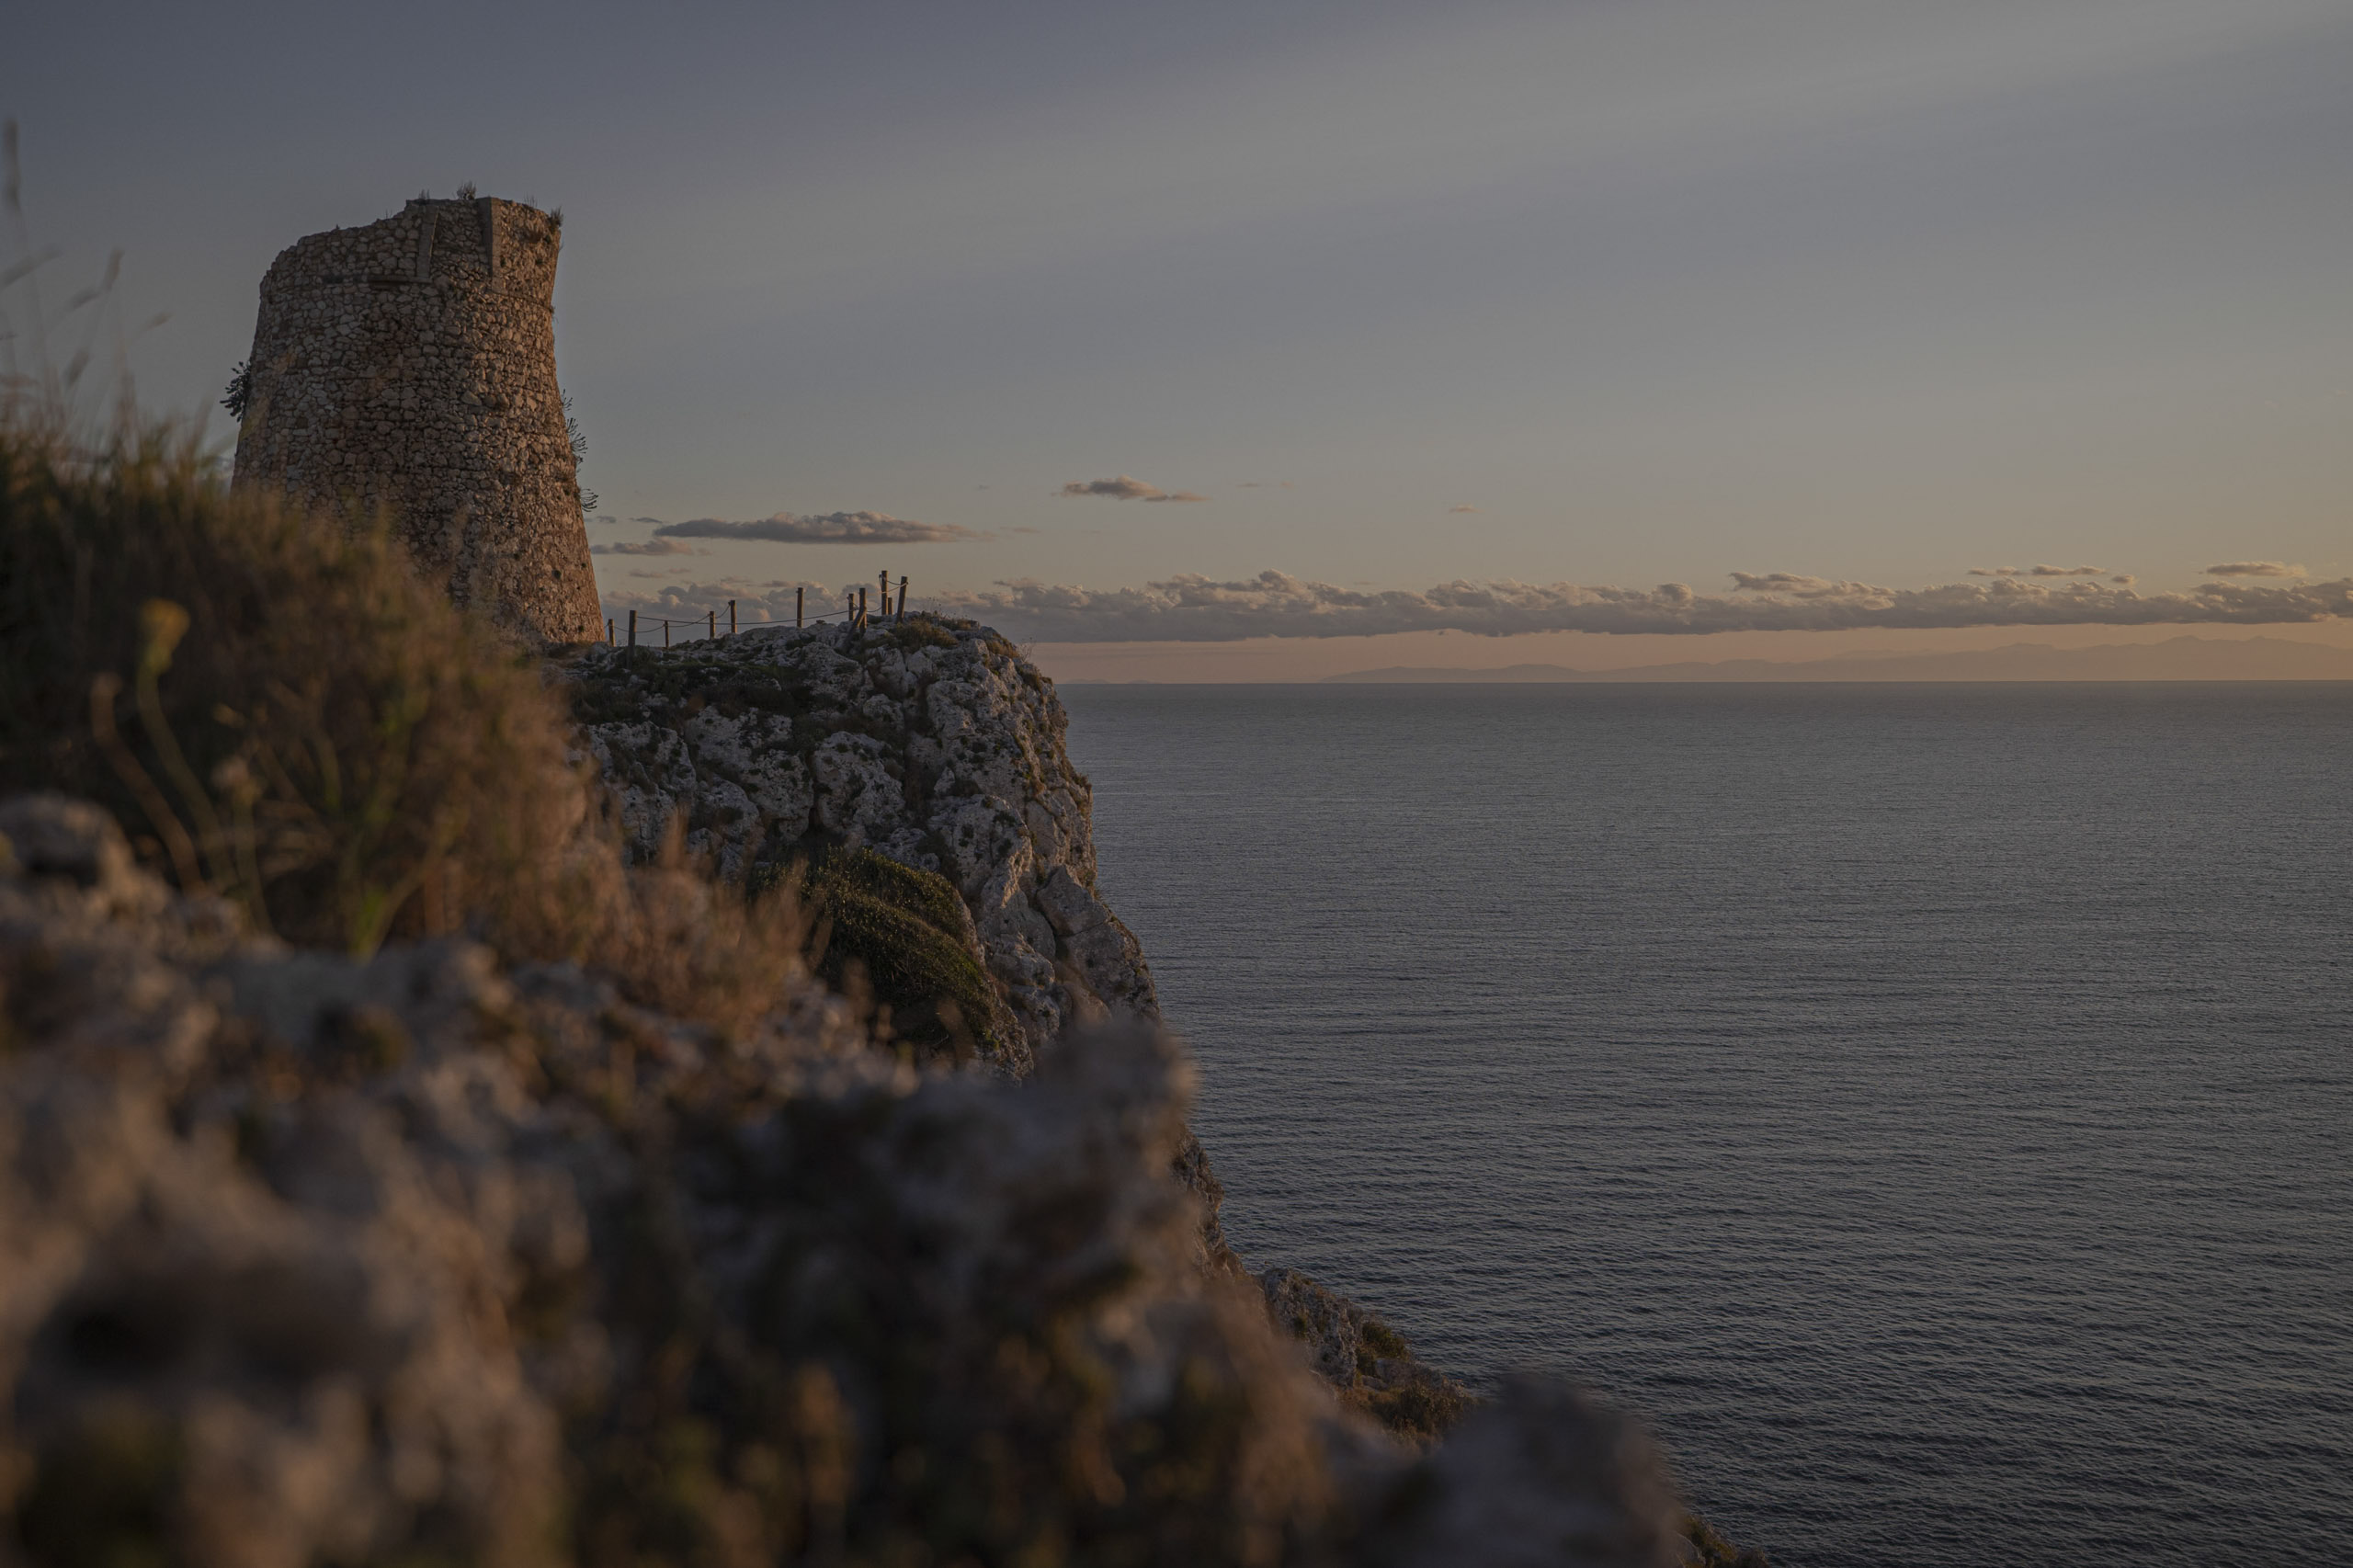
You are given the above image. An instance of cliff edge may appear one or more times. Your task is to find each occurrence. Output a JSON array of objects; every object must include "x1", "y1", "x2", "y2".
[
  {"x1": 565, "y1": 618, "x2": 1149, "y2": 1058},
  {"x1": 564, "y1": 618, "x2": 1245, "y2": 1252}
]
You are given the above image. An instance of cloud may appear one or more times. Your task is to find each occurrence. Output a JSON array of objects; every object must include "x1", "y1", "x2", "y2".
[
  {"x1": 1056, "y1": 476, "x2": 1209, "y2": 503},
  {"x1": 591, "y1": 538, "x2": 699, "y2": 556},
  {"x1": 652, "y1": 511, "x2": 989, "y2": 544},
  {"x1": 1236, "y1": 481, "x2": 1294, "y2": 489},
  {"x1": 1968, "y1": 564, "x2": 2105, "y2": 577},
  {"x1": 1726, "y1": 572, "x2": 1871, "y2": 598},
  {"x1": 921, "y1": 569, "x2": 2353, "y2": 642},
  {"x1": 1447, "y1": 505, "x2": 1481, "y2": 515},
  {"x1": 2204, "y1": 561, "x2": 2305, "y2": 577},
  {"x1": 1059, "y1": 476, "x2": 1158, "y2": 500}
]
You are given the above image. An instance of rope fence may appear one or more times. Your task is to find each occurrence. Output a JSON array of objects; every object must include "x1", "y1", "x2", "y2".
[{"x1": 601, "y1": 573, "x2": 919, "y2": 650}]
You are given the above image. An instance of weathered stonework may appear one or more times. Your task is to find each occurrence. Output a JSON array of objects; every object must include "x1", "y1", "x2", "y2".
[{"x1": 231, "y1": 197, "x2": 601, "y2": 644}]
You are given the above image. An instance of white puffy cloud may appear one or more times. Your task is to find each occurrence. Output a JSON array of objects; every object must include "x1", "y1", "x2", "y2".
[{"x1": 920, "y1": 568, "x2": 2353, "y2": 642}]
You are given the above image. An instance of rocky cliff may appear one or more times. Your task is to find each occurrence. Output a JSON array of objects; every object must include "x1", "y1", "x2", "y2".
[
  {"x1": 1, "y1": 383, "x2": 1754, "y2": 1568},
  {"x1": 0, "y1": 793, "x2": 1693, "y2": 1567},
  {"x1": 560, "y1": 616, "x2": 1534, "y2": 1456},
  {"x1": 566, "y1": 619, "x2": 1150, "y2": 1061},
  {"x1": 564, "y1": 618, "x2": 1250, "y2": 1254}
]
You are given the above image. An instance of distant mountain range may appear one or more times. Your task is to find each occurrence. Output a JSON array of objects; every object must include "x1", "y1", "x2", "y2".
[{"x1": 1322, "y1": 635, "x2": 2353, "y2": 683}]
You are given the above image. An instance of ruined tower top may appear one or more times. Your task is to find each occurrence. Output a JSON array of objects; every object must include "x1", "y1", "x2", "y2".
[{"x1": 230, "y1": 195, "x2": 602, "y2": 643}]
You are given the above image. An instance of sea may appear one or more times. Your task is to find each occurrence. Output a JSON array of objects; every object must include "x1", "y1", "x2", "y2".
[{"x1": 1056, "y1": 682, "x2": 2352, "y2": 1568}]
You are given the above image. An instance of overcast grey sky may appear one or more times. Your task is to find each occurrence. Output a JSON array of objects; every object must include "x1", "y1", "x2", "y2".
[{"x1": 8, "y1": 0, "x2": 2349, "y2": 666}]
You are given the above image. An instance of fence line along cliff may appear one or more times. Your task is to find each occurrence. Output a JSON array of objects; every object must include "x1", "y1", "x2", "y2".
[{"x1": 229, "y1": 195, "x2": 602, "y2": 644}]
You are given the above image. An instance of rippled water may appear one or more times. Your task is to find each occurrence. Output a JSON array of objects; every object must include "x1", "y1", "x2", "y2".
[{"x1": 1059, "y1": 683, "x2": 2353, "y2": 1568}]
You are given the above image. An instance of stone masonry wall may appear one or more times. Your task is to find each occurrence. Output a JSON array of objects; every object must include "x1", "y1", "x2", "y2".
[{"x1": 230, "y1": 196, "x2": 602, "y2": 644}]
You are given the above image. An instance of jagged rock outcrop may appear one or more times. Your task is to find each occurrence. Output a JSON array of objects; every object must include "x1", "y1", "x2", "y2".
[
  {"x1": 563, "y1": 619, "x2": 1502, "y2": 1392},
  {"x1": 0, "y1": 794, "x2": 1690, "y2": 1568},
  {"x1": 567, "y1": 618, "x2": 1245, "y2": 1265},
  {"x1": 565, "y1": 619, "x2": 1152, "y2": 1055},
  {"x1": 1259, "y1": 1269, "x2": 1473, "y2": 1443}
]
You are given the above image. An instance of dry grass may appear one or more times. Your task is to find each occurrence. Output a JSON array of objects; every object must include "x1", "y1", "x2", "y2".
[{"x1": 0, "y1": 415, "x2": 802, "y2": 1033}]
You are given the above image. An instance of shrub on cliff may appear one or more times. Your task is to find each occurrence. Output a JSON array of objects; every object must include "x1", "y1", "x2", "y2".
[
  {"x1": 0, "y1": 418, "x2": 797, "y2": 1032},
  {"x1": 788, "y1": 845, "x2": 1016, "y2": 1064}
]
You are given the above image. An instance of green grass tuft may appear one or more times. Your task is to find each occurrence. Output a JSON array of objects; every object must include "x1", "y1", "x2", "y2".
[
  {"x1": 790, "y1": 846, "x2": 1010, "y2": 1064},
  {"x1": 886, "y1": 614, "x2": 960, "y2": 652}
]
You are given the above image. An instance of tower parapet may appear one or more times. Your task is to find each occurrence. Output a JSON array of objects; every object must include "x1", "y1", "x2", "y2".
[{"x1": 231, "y1": 196, "x2": 602, "y2": 643}]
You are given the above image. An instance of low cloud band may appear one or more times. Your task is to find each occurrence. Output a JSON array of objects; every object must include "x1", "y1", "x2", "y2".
[{"x1": 921, "y1": 570, "x2": 2353, "y2": 642}]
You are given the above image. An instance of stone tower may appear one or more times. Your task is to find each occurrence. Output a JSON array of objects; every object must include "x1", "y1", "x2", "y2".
[{"x1": 231, "y1": 196, "x2": 602, "y2": 643}]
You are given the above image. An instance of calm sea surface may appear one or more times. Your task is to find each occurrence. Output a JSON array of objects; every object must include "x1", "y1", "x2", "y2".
[{"x1": 1058, "y1": 683, "x2": 2352, "y2": 1568}]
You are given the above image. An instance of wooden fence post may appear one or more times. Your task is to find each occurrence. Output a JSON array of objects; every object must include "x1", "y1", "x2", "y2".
[
  {"x1": 729, "y1": 600, "x2": 737, "y2": 637},
  {"x1": 897, "y1": 575, "x2": 908, "y2": 618},
  {"x1": 663, "y1": 619, "x2": 670, "y2": 648},
  {"x1": 708, "y1": 608, "x2": 716, "y2": 642},
  {"x1": 796, "y1": 586, "x2": 804, "y2": 629},
  {"x1": 606, "y1": 618, "x2": 614, "y2": 645},
  {"x1": 628, "y1": 609, "x2": 637, "y2": 648}
]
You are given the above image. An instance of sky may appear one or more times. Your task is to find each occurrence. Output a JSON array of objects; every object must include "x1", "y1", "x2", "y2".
[{"x1": 7, "y1": 0, "x2": 2350, "y2": 678}]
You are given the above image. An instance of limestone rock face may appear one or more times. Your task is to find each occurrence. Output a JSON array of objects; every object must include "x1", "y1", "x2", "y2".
[
  {"x1": 1259, "y1": 1268, "x2": 1473, "y2": 1445},
  {"x1": 564, "y1": 619, "x2": 1151, "y2": 1053},
  {"x1": 230, "y1": 197, "x2": 602, "y2": 644},
  {"x1": 567, "y1": 621, "x2": 1571, "y2": 1455},
  {"x1": 564, "y1": 619, "x2": 1237, "y2": 1254}
]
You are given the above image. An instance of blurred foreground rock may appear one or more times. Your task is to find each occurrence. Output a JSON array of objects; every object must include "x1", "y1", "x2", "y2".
[{"x1": 0, "y1": 793, "x2": 1693, "y2": 1567}]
